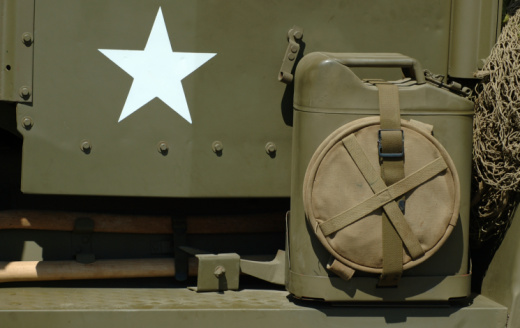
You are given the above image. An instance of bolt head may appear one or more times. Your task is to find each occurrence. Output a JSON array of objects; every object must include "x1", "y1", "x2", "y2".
[
  {"x1": 265, "y1": 142, "x2": 277, "y2": 154},
  {"x1": 21, "y1": 117, "x2": 33, "y2": 129},
  {"x1": 212, "y1": 141, "x2": 223, "y2": 153},
  {"x1": 214, "y1": 265, "x2": 226, "y2": 278},
  {"x1": 157, "y1": 141, "x2": 169, "y2": 154},
  {"x1": 80, "y1": 140, "x2": 92, "y2": 153},
  {"x1": 22, "y1": 32, "x2": 33, "y2": 45},
  {"x1": 19, "y1": 86, "x2": 31, "y2": 99}
]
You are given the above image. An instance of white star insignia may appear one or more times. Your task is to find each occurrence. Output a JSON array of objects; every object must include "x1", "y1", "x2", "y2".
[{"x1": 99, "y1": 7, "x2": 216, "y2": 123}]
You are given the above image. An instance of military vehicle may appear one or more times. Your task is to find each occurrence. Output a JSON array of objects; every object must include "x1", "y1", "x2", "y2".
[{"x1": 0, "y1": 0, "x2": 516, "y2": 327}]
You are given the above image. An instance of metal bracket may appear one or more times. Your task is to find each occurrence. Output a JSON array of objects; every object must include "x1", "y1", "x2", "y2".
[
  {"x1": 278, "y1": 25, "x2": 303, "y2": 84},
  {"x1": 0, "y1": 0, "x2": 35, "y2": 102},
  {"x1": 240, "y1": 250, "x2": 286, "y2": 285},
  {"x1": 193, "y1": 253, "x2": 240, "y2": 292},
  {"x1": 73, "y1": 217, "x2": 95, "y2": 264}
]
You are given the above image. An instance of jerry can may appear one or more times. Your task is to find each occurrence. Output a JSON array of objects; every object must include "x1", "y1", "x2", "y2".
[{"x1": 287, "y1": 53, "x2": 473, "y2": 301}]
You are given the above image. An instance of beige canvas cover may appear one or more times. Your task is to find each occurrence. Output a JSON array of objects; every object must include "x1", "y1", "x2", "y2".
[{"x1": 303, "y1": 116, "x2": 460, "y2": 277}]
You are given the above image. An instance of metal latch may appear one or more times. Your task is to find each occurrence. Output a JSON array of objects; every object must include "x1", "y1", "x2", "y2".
[
  {"x1": 424, "y1": 70, "x2": 471, "y2": 97},
  {"x1": 278, "y1": 26, "x2": 304, "y2": 84}
]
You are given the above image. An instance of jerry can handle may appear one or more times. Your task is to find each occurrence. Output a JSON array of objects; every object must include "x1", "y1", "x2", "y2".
[{"x1": 325, "y1": 53, "x2": 425, "y2": 84}]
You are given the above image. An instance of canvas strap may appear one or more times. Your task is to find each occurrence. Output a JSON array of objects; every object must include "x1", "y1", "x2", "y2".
[
  {"x1": 377, "y1": 83, "x2": 404, "y2": 286},
  {"x1": 319, "y1": 134, "x2": 446, "y2": 261}
]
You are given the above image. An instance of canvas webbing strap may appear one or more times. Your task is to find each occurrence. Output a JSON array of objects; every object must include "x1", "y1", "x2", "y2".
[
  {"x1": 318, "y1": 134, "x2": 447, "y2": 261},
  {"x1": 376, "y1": 83, "x2": 404, "y2": 286},
  {"x1": 327, "y1": 257, "x2": 355, "y2": 281}
]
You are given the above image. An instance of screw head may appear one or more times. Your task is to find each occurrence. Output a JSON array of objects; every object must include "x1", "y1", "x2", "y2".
[
  {"x1": 21, "y1": 117, "x2": 33, "y2": 129},
  {"x1": 214, "y1": 265, "x2": 226, "y2": 278},
  {"x1": 157, "y1": 141, "x2": 169, "y2": 155},
  {"x1": 212, "y1": 141, "x2": 223, "y2": 153},
  {"x1": 265, "y1": 142, "x2": 277, "y2": 155},
  {"x1": 22, "y1": 32, "x2": 33, "y2": 45},
  {"x1": 19, "y1": 86, "x2": 31, "y2": 99},
  {"x1": 80, "y1": 140, "x2": 92, "y2": 153},
  {"x1": 293, "y1": 30, "x2": 303, "y2": 40}
]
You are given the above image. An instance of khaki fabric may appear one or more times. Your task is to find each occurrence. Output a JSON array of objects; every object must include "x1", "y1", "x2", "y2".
[{"x1": 303, "y1": 116, "x2": 460, "y2": 276}]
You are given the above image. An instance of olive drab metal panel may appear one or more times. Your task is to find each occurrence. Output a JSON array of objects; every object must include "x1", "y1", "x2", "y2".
[
  {"x1": 0, "y1": 289, "x2": 509, "y2": 328},
  {"x1": 449, "y1": 0, "x2": 503, "y2": 78},
  {"x1": 12, "y1": 0, "x2": 461, "y2": 197},
  {"x1": 0, "y1": 0, "x2": 34, "y2": 103},
  {"x1": 287, "y1": 52, "x2": 473, "y2": 301}
]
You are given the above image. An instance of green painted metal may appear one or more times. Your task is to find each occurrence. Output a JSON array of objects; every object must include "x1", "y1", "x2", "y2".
[
  {"x1": 0, "y1": 0, "x2": 34, "y2": 103},
  {"x1": 16, "y1": 0, "x2": 460, "y2": 197},
  {"x1": 240, "y1": 249, "x2": 286, "y2": 285},
  {"x1": 195, "y1": 253, "x2": 240, "y2": 292},
  {"x1": 482, "y1": 206, "x2": 520, "y2": 327},
  {"x1": 449, "y1": 0, "x2": 503, "y2": 78},
  {"x1": 0, "y1": 1, "x2": 513, "y2": 327},
  {"x1": 287, "y1": 52, "x2": 474, "y2": 301},
  {"x1": 0, "y1": 289, "x2": 508, "y2": 328}
]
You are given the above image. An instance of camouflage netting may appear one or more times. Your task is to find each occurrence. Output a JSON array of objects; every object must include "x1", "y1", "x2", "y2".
[{"x1": 472, "y1": 9, "x2": 520, "y2": 244}]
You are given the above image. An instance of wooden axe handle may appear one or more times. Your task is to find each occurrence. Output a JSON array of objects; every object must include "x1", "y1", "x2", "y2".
[
  {"x1": 0, "y1": 210, "x2": 285, "y2": 234},
  {"x1": 0, "y1": 258, "x2": 198, "y2": 283}
]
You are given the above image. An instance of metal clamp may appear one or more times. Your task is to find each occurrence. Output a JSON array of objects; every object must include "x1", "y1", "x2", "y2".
[
  {"x1": 378, "y1": 129, "x2": 404, "y2": 158},
  {"x1": 193, "y1": 253, "x2": 240, "y2": 292},
  {"x1": 278, "y1": 26, "x2": 303, "y2": 84}
]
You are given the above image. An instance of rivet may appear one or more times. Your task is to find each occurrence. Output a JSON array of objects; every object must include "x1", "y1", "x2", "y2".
[
  {"x1": 19, "y1": 86, "x2": 31, "y2": 99},
  {"x1": 288, "y1": 53, "x2": 295, "y2": 61},
  {"x1": 212, "y1": 141, "x2": 223, "y2": 153},
  {"x1": 293, "y1": 31, "x2": 303, "y2": 40},
  {"x1": 22, "y1": 32, "x2": 33, "y2": 46},
  {"x1": 290, "y1": 45, "x2": 298, "y2": 53},
  {"x1": 157, "y1": 141, "x2": 169, "y2": 155},
  {"x1": 265, "y1": 142, "x2": 277, "y2": 155},
  {"x1": 80, "y1": 140, "x2": 92, "y2": 154},
  {"x1": 21, "y1": 117, "x2": 33, "y2": 129},
  {"x1": 214, "y1": 265, "x2": 226, "y2": 278}
]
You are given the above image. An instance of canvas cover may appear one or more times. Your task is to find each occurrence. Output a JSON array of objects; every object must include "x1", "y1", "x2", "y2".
[{"x1": 303, "y1": 116, "x2": 460, "y2": 277}]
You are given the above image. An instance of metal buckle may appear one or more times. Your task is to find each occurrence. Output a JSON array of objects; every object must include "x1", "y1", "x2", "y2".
[{"x1": 378, "y1": 129, "x2": 404, "y2": 158}]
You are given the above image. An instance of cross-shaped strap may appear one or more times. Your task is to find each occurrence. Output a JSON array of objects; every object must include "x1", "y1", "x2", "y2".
[{"x1": 318, "y1": 134, "x2": 448, "y2": 260}]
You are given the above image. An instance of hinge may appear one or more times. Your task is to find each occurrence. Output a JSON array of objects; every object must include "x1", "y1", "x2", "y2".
[{"x1": 0, "y1": 0, "x2": 34, "y2": 103}]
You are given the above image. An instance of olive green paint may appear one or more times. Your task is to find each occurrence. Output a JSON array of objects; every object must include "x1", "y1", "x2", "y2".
[
  {"x1": 0, "y1": 0, "x2": 34, "y2": 103},
  {"x1": 287, "y1": 53, "x2": 474, "y2": 301},
  {"x1": 449, "y1": 0, "x2": 503, "y2": 77},
  {"x1": 16, "y1": 0, "x2": 460, "y2": 197},
  {"x1": 482, "y1": 206, "x2": 520, "y2": 327},
  {"x1": 0, "y1": 289, "x2": 508, "y2": 328},
  {"x1": 0, "y1": 1, "x2": 512, "y2": 327}
]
